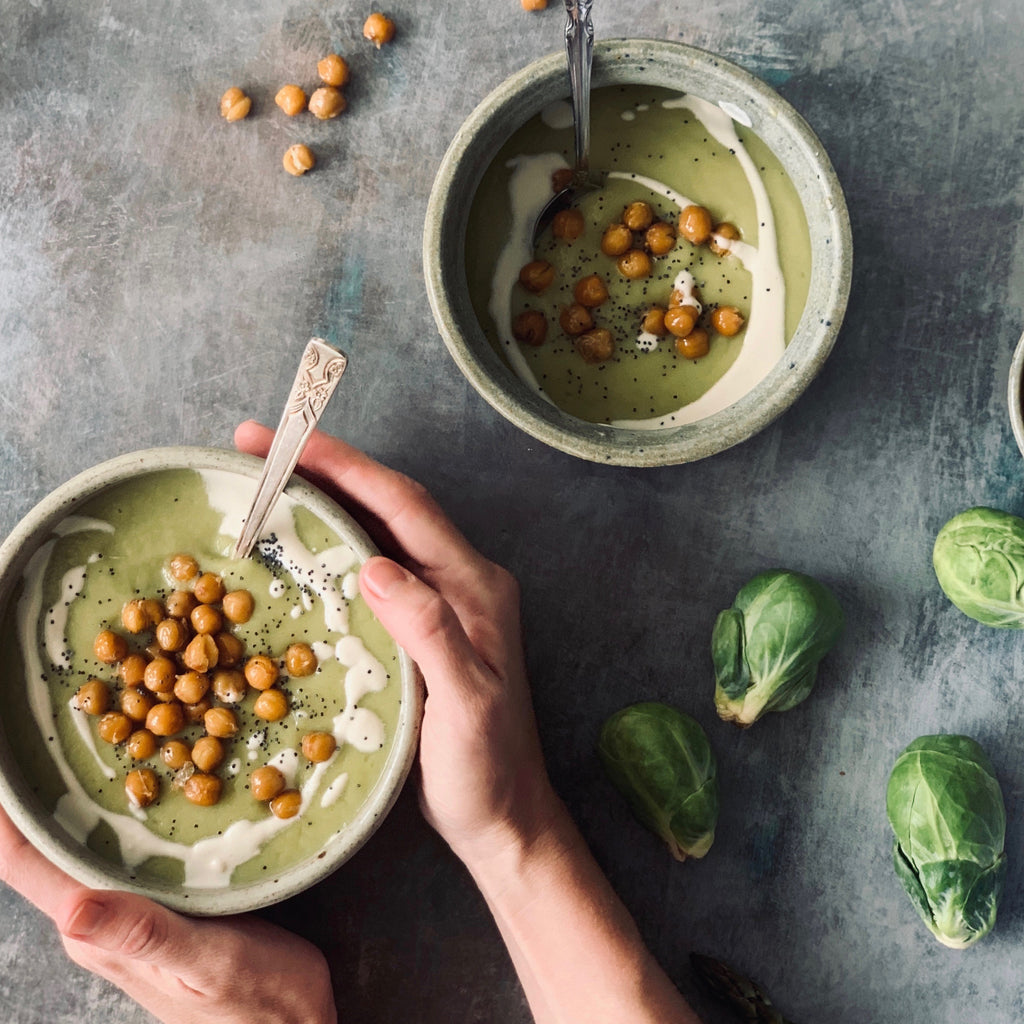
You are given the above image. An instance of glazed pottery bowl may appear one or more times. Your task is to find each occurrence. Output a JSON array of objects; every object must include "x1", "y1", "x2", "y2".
[
  {"x1": 424, "y1": 38, "x2": 852, "y2": 467},
  {"x1": 0, "y1": 446, "x2": 422, "y2": 915},
  {"x1": 1008, "y1": 331, "x2": 1024, "y2": 457}
]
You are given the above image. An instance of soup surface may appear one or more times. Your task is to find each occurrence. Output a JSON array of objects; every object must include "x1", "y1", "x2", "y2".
[
  {"x1": 2, "y1": 468, "x2": 402, "y2": 888},
  {"x1": 465, "y1": 84, "x2": 812, "y2": 427}
]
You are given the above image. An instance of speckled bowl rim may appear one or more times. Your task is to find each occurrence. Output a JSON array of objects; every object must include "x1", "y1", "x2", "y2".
[
  {"x1": 0, "y1": 447, "x2": 423, "y2": 916},
  {"x1": 1008, "y1": 332, "x2": 1024, "y2": 457},
  {"x1": 424, "y1": 38, "x2": 853, "y2": 467}
]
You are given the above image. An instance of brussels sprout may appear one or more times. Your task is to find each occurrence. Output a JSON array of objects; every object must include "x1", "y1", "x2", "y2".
[
  {"x1": 711, "y1": 569, "x2": 844, "y2": 727},
  {"x1": 598, "y1": 702, "x2": 718, "y2": 861},
  {"x1": 886, "y1": 734, "x2": 1006, "y2": 949},
  {"x1": 933, "y1": 507, "x2": 1024, "y2": 627}
]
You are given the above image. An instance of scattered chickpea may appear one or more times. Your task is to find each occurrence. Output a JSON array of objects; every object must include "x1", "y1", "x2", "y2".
[
  {"x1": 551, "y1": 167, "x2": 574, "y2": 193},
  {"x1": 678, "y1": 204, "x2": 713, "y2": 245},
  {"x1": 183, "y1": 697, "x2": 213, "y2": 725},
  {"x1": 664, "y1": 306, "x2": 699, "y2": 338},
  {"x1": 155, "y1": 618, "x2": 189, "y2": 653},
  {"x1": 318, "y1": 53, "x2": 350, "y2": 88},
  {"x1": 250, "y1": 765, "x2": 287, "y2": 802},
  {"x1": 253, "y1": 688, "x2": 289, "y2": 722},
  {"x1": 616, "y1": 249, "x2": 652, "y2": 280},
  {"x1": 573, "y1": 273, "x2": 609, "y2": 308},
  {"x1": 521, "y1": 0, "x2": 548, "y2": 9},
  {"x1": 193, "y1": 572, "x2": 225, "y2": 605},
  {"x1": 204, "y1": 706, "x2": 240, "y2": 739},
  {"x1": 94, "y1": 629, "x2": 128, "y2": 665},
  {"x1": 308, "y1": 86, "x2": 347, "y2": 120},
  {"x1": 641, "y1": 306, "x2": 668, "y2": 337},
  {"x1": 221, "y1": 590, "x2": 254, "y2": 625},
  {"x1": 301, "y1": 731, "x2": 337, "y2": 763},
  {"x1": 143, "y1": 655, "x2": 177, "y2": 694},
  {"x1": 676, "y1": 326, "x2": 711, "y2": 360},
  {"x1": 183, "y1": 773, "x2": 222, "y2": 807},
  {"x1": 214, "y1": 631, "x2": 246, "y2": 667},
  {"x1": 709, "y1": 222, "x2": 740, "y2": 256},
  {"x1": 283, "y1": 144, "x2": 316, "y2": 177},
  {"x1": 600, "y1": 223, "x2": 632, "y2": 257},
  {"x1": 119, "y1": 652, "x2": 149, "y2": 687},
  {"x1": 559, "y1": 303, "x2": 594, "y2": 337},
  {"x1": 622, "y1": 201, "x2": 654, "y2": 231},
  {"x1": 125, "y1": 768, "x2": 160, "y2": 809},
  {"x1": 174, "y1": 669, "x2": 211, "y2": 705},
  {"x1": 146, "y1": 701, "x2": 186, "y2": 737},
  {"x1": 182, "y1": 633, "x2": 219, "y2": 673},
  {"x1": 244, "y1": 654, "x2": 279, "y2": 691},
  {"x1": 211, "y1": 668, "x2": 248, "y2": 705},
  {"x1": 710, "y1": 305, "x2": 746, "y2": 336},
  {"x1": 168, "y1": 553, "x2": 200, "y2": 582},
  {"x1": 363, "y1": 12, "x2": 396, "y2": 48},
  {"x1": 574, "y1": 328, "x2": 615, "y2": 364},
  {"x1": 121, "y1": 688, "x2": 155, "y2": 723},
  {"x1": 74, "y1": 679, "x2": 110, "y2": 715},
  {"x1": 270, "y1": 789, "x2": 303, "y2": 819},
  {"x1": 512, "y1": 309, "x2": 548, "y2": 347},
  {"x1": 190, "y1": 603, "x2": 223, "y2": 635},
  {"x1": 275, "y1": 84, "x2": 308, "y2": 117},
  {"x1": 165, "y1": 590, "x2": 198, "y2": 619},
  {"x1": 645, "y1": 221, "x2": 677, "y2": 256},
  {"x1": 219, "y1": 86, "x2": 252, "y2": 122},
  {"x1": 552, "y1": 208, "x2": 585, "y2": 241},
  {"x1": 191, "y1": 736, "x2": 224, "y2": 773},
  {"x1": 518, "y1": 260, "x2": 556, "y2": 294},
  {"x1": 285, "y1": 642, "x2": 318, "y2": 678},
  {"x1": 98, "y1": 712, "x2": 133, "y2": 745},
  {"x1": 126, "y1": 728, "x2": 158, "y2": 760},
  {"x1": 121, "y1": 599, "x2": 152, "y2": 634},
  {"x1": 161, "y1": 740, "x2": 193, "y2": 771}
]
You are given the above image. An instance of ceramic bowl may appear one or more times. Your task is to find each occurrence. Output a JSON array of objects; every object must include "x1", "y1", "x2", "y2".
[
  {"x1": 0, "y1": 447, "x2": 422, "y2": 915},
  {"x1": 1008, "y1": 332, "x2": 1024, "y2": 457},
  {"x1": 424, "y1": 38, "x2": 852, "y2": 467}
]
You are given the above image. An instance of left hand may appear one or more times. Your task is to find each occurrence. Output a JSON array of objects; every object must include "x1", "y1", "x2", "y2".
[{"x1": 0, "y1": 804, "x2": 336, "y2": 1024}]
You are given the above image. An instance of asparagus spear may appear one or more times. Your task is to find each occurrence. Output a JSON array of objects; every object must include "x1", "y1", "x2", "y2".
[{"x1": 689, "y1": 953, "x2": 798, "y2": 1024}]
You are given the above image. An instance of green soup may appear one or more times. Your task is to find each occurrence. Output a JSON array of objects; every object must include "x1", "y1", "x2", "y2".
[{"x1": 465, "y1": 85, "x2": 812, "y2": 427}]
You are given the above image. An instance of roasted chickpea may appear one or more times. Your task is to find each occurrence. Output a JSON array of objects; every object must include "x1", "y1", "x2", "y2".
[
  {"x1": 165, "y1": 589, "x2": 198, "y2": 619},
  {"x1": 145, "y1": 701, "x2": 185, "y2": 738},
  {"x1": 559, "y1": 303, "x2": 594, "y2": 336},
  {"x1": 552, "y1": 208, "x2": 585, "y2": 241},
  {"x1": 214, "y1": 631, "x2": 245, "y2": 668},
  {"x1": 143, "y1": 655, "x2": 177, "y2": 694},
  {"x1": 574, "y1": 328, "x2": 615, "y2": 364},
  {"x1": 270, "y1": 789, "x2": 303, "y2": 819},
  {"x1": 126, "y1": 728, "x2": 158, "y2": 760},
  {"x1": 211, "y1": 668, "x2": 247, "y2": 705},
  {"x1": 121, "y1": 599, "x2": 151, "y2": 634},
  {"x1": 97, "y1": 711, "x2": 133, "y2": 744},
  {"x1": 190, "y1": 603, "x2": 223, "y2": 635},
  {"x1": 173, "y1": 670, "x2": 210, "y2": 705},
  {"x1": 573, "y1": 273, "x2": 609, "y2": 308},
  {"x1": 318, "y1": 53, "x2": 350, "y2": 87},
  {"x1": 710, "y1": 305, "x2": 746, "y2": 336},
  {"x1": 183, "y1": 696, "x2": 213, "y2": 725},
  {"x1": 664, "y1": 305, "x2": 700, "y2": 338},
  {"x1": 669, "y1": 286, "x2": 700, "y2": 308},
  {"x1": 511, "y1": 309, "x2": 548, "y2": 347},
  {"x1": 119, "y1": 652, "x2": 148, "y2": 687},
  {"x1": 641, "y1": 306, "x2": 668, "y2": 337},
  {"x1": 301, "y1": 731, "x2": 337, "y2": 763},
  {"x1": 709, "y1": 222, "x2": 740, "y2": 256},
  {"x1": 121, "y1": 687, "x2": 155, "y2": 723},
  {"x1": 521, "y1": 0, "x2": 548, "y2": 10},
  {"x1": 253, "y1": 688, "x2": 289, "y2": 722},
  {"x1": 74, "y1": 678, "x2": 110, "y2": 715},
  {"x1": 204, "y1": 706, "x2": 239, "y2": 739},
  {"x1": 551, "y1": 167, "x2": 574, "y2": 193},
  {"x1": 155, "y1": 617, "x2": 189, "y2": 653},
  {"x1": 191, "y1": 736, "x2": 224, "y2": 773},
  {"x1": 219, "y1": 86, "x2": 251, "y2": 122},
  {"x1": 518, "y1": 260, "x2": 556, "y2": 294},
  {"x1": 675, "y1": 326, "x2": 711, "y2": 360},
  {"x1": 250, "y1": 765, "x2": 287, "y2": 802},
  {"x1": 193, "y1": 572, "x2": 225, "y2": 604},
  {"x1": 285, "y1": 642, "x2": 318, "y2": 678},
  {"x1": 600, "y1": 222, "x2": 632, "y2": 257},
  {"x1": 308, "y1": 86, "x2": 347, "y2": 120},
  {"x1": 125, "y1": 768, "x2": 160, "y2": 808},
  {"x1": 183, "y1": 773, "x2": 222, "y2": 807},
  {"x1": 244, "y1": 654, "x2": 279, "y2": 691},
  {"x1": 168, "y1": 553, "x2": 200, "y2": 582},
  {"x1": 363, "y1": 12, "x2": 396, "y2": 47},
  {"x1": 161, "y1": 740, "x2": 192, "y2": 771},
  {"x1": 93, "y1": 629, "x2": 128, "y2": 664},
  {"x1": 182, "y1": 633, "x2": 218, "y2": 673},
  {"x1": 622, "y1": 200, "x2": 655, "y2": 231},
  {"x1": 616, "y1": 249, "x2": 652, "y2": 280},
  {"x1": 221, "y1": 590, "x2": 254, "y2": 624},
  {"x1": 678, "y1": 204, "x2": 713, "y2": 245},
  {"x1": 283, "y1": 143, "x2": 316, "y2": 176},
  {"x1": 275, "y1": 83, "x2": 308, "y2": 116},
  {"x1": 645, "y1": 221, "x2": 677, "y2": 256}
]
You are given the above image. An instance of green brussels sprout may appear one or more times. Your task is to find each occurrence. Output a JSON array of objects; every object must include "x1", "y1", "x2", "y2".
[
  {"x1": 598, "y1": 702, "x2": 718, "y2": 861},
  {"x1": 886, "y1": 734, "x2": 1006, "y2": 949},
  {"x1": 933, "y1": 507, "x2": 1024, "y2": 627},
  {"x1": 711, "y1": 569, "x2": 844, "y2": 727}
]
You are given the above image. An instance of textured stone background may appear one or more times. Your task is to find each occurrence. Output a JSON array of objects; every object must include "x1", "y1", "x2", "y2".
[{"x1": 3, "y1": 1, "x2": 1024, "y2": 1021}]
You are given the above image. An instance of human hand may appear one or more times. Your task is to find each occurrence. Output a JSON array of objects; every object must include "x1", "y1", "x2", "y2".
[
  {"x1": 234, "y1": 421, "x2": 562, "y2": 866},
  {"x1": 0, "y1": 802, "x2": 335, "y2": 1024}
]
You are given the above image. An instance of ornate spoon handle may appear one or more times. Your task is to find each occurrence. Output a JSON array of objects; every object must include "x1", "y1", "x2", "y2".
[{"x1": 233, "y1": 338, "x2": 348, "y2": 560}]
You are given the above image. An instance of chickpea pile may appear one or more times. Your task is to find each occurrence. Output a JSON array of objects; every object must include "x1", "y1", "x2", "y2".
[
  {"x1": 512, "y1": 194, "x2": 747, "y2": 366},
  {"x1": 75, "y1": 553, "x2": 332, "y2": 821}
]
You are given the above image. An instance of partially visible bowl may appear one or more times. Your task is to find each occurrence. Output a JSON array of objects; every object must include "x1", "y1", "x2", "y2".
[
  {"x1": 424, "y1": 38, "x2": 852, "y2": 467},
  {"x1": 0, "y1": 446, "x2": 422, "y2": 915},
  {"x1": 1009, "y1": 331, "x2": 1024, "y2": 457}
]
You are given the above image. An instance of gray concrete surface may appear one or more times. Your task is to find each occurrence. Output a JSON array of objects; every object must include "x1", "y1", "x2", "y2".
[{"x1": 3, "y1": 1, "x2": 1024, "y2": 1021}]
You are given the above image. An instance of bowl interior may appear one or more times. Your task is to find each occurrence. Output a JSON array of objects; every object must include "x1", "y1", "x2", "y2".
[
  {"x1": 0, "y1": 447, "x2": 422, "y2": 915},
  {"x1": 424, "y1": 38, "x2": 852, "y2": 467}
]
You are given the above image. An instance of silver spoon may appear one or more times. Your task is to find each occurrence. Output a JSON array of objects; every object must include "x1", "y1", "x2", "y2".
[
  {"x1": 531, "y1": 0, "x2": 599, "y2": 245},
  {"x1": 233, "y1": 338, "x2": 348, "y2": 560}
]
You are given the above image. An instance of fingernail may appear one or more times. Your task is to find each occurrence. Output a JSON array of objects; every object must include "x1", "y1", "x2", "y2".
[
  {"x1": 65, "y1": 897, "x2": 111, "y2": 940},
  {"x1": 361, "y1": 558, "x2": 409, "y2": 599}
]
